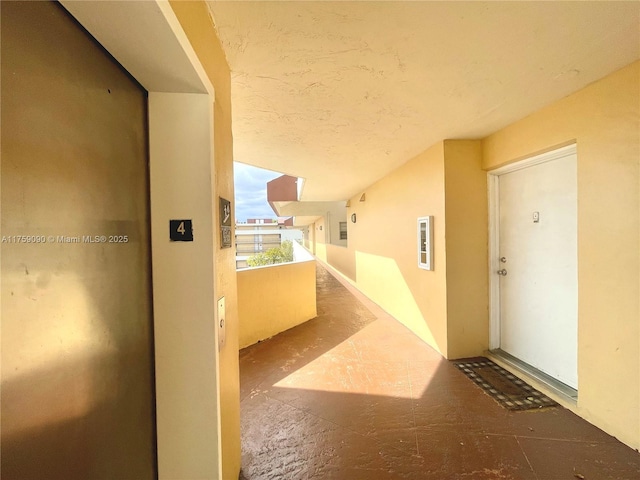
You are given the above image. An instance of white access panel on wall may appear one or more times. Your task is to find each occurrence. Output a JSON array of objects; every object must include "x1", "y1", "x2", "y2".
[{"x1": 418, "y1": 216, "x2": 434, "y2": 270}]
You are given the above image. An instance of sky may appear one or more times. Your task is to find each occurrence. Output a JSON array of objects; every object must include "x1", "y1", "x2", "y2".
[{"x1": 233, "y1": 162, "x2": 284, "y2": 223}]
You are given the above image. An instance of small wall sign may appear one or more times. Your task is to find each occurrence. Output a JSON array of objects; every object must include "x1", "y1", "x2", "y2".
[
  {"x1": 170, "y1": 219, "x2": 193, "y2": 242},
  {"x1": 220, "y1": 197, "x2": 232, "y2": 249}
]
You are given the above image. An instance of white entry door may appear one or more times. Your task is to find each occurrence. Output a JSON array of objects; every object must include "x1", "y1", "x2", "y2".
[{"x1": 497, "y1": 147, "x2": 578, "y2": 389}]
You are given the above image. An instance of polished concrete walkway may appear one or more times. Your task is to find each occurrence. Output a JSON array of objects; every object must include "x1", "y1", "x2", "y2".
[{"x1": 239, "y1": 263, "x2": 640, "y2": 479}]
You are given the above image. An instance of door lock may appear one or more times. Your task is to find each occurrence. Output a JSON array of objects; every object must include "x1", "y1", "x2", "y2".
[
  {"x1": 500, "y1": 257, "x2": 507, "y2": 263},
  {"x1": 497, "y1": 269, "x2": 508, "y2": 276}
]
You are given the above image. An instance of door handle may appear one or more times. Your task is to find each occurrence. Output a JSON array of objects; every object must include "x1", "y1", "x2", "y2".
[{"x1": 497, "y1": 269, "x2": 507, "y2": 276}]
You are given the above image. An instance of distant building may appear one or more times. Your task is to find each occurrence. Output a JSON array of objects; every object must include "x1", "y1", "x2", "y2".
[{"x1": 235, "y1": 218, "x2": 301, "y2": 269}]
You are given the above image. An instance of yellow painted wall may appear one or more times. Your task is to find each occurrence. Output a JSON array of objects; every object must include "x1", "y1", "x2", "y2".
[
  {"x1": 337, "y1": 140, "x2": 488, "y2": 359},
  {"x1": 303, "y1": 229, "x2": 315, "y2": 255},
  {"x1": 326, "y1": 244, "x2": 356, "y2": 281},
  {"x1": 313, "y1": 217, "x2": 327, "y2": 262},
  {"x1": 443, "y1": 141, "x2": 489, "y2": 358},
  {"x1": 237, "y1": 261, "x2": 318, "y2": 349},
  {"x1": 483, "y1": 61, "x2": 640, "y2": 450},
  {"x1": 169, "y1": 2, "x2": 241, "y2": 477},
  {"x1": 347, "y1": 142, "x2": 449, "y2": 355}
]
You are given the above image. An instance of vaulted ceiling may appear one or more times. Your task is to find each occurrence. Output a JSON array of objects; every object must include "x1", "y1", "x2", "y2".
[{"x1": 207, "y1": 1, "x2": 640, "y2": 202}]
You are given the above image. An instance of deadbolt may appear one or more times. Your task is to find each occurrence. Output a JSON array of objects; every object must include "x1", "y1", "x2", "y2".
[
  {"x1": 497, "y1": 269, "x2": 508, "y2": 276},
  {"x1": 500, "y1": 257, "x2": 507, "y2": 263}
]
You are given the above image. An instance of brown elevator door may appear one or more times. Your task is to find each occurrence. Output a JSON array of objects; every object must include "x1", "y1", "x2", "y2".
[{"x1": 1, "y1": 2, "x2": 156, "y2": 478}]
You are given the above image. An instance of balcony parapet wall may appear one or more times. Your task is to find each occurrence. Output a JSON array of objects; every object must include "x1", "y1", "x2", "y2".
[{"x1": 237, "y1": 242, "x2": 317, "y2": 348}]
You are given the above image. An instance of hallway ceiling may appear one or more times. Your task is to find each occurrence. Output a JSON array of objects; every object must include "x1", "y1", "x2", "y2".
[{"x1": 207, "y1": 1, "x2": 640, "y2": 202}]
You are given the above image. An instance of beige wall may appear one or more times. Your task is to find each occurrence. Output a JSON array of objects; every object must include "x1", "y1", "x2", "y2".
[
  {"x1": 338, "y1": 140, "x2": 488, "y2": 358},
  {"x1": 443, "y1": 141, "x2": 489, "y2": 358},
  {"x1": 346, "y1": 141, "x2": 450, "y2": 355},
  {"x1": 237, "y1": 261, "x2": 318, "y2": 349},
  {"x1": 169, "y1": 2, "x2": 241, "y2": 477},
  {"x1": 149, "y1": 93, "x2": 221, "y2": 480},
  {"x1": 307, "y1": 204, "x2": 347, "y2": 255},
  {"x1": 313, "y1": 217, "x2": 327, "y2": 262},
  {"x1": 483, "y1": 61, "x2": 640, "y2": 450},
  {"x1": 326, "y1": 244, "x2": 356, "y2": 281}
]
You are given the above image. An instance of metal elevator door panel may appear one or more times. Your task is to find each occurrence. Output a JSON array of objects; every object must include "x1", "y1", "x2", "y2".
[{"x1": 1, "y1": 2, "x2": 157, "y2": 478}]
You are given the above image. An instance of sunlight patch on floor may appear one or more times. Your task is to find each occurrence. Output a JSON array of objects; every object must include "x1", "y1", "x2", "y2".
[{"x1": 273, "y1": 323, "x2": 435, "y2": 399}]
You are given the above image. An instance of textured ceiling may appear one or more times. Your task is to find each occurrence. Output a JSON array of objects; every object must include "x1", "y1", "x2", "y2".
[{"x1": 208, "y1": 1, "x2": 640, "y2": 201}]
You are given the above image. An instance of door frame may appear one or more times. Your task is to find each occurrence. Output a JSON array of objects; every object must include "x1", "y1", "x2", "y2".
[
  {"x1": 487, "y1": 143, "x2": 577, "y2": 350},
  {"x1": 57, "y1": 2, "x2": 223, "y2": 478}
]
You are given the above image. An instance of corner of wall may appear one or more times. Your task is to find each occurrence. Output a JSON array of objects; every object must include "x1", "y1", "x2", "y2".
[
  {"x1": 443, "y1": 140, "x2": 489, "y2": 359},
  {"x1": 168, "y1": 2, "x2": 241, "y2": 477}
]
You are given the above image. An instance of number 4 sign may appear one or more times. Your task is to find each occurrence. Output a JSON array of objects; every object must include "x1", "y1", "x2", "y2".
[{"x1": 170, "y1": 219, "x2": 193, "y2": 242}]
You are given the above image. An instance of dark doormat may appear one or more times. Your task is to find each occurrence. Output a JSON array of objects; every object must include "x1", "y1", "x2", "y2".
[{"x1": 452, "y1": 357, "x2": 558, "y2": 411}]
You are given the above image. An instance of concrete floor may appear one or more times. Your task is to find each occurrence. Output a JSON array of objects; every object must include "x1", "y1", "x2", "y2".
[{"x1": 239, "y1": 263, "x2": 640, "y2": 479}]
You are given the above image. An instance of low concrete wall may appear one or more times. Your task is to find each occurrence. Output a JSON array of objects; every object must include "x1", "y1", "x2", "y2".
[
  {"x1": 292, "y1": 240, "x2": 315, "y2": 262},
  {"x1": 237, "y1": 245, "x2": 317, "y2": 349}
]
